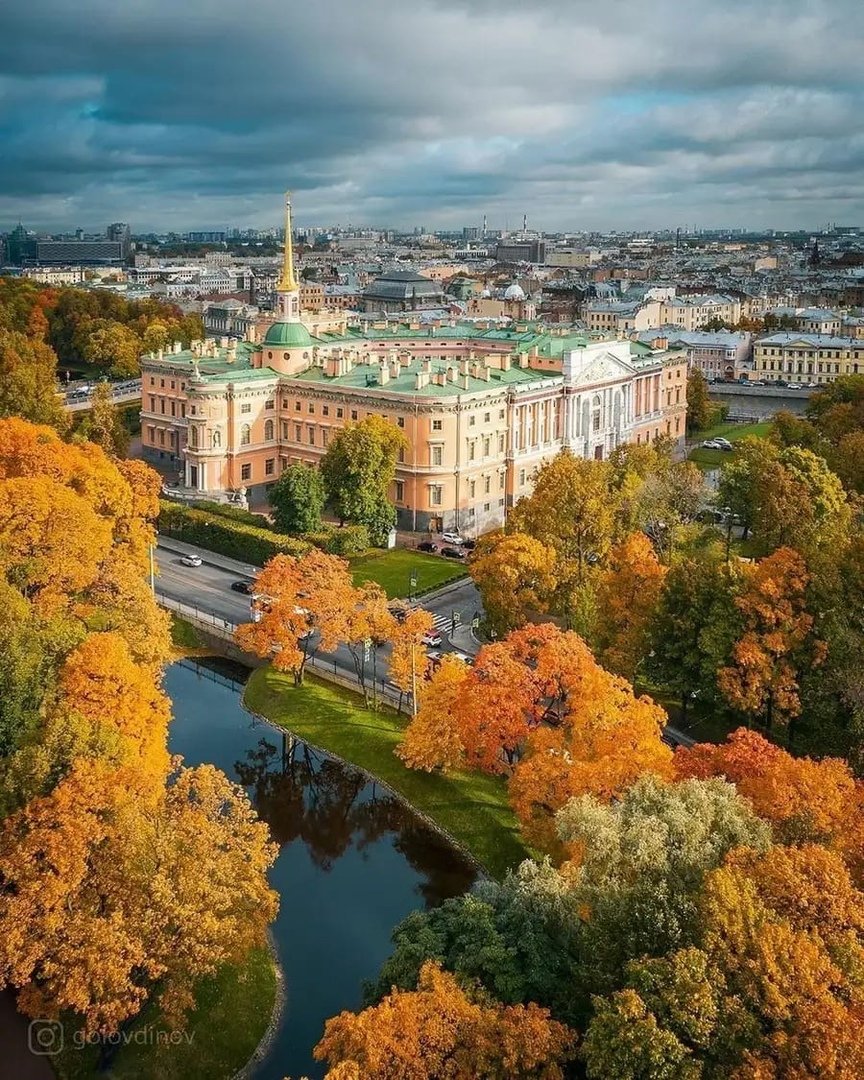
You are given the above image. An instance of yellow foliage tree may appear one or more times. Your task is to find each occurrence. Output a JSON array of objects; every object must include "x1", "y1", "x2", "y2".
[
  {"x1": 594, "y1": 531, "x2": 667, "y2": 680},
  {"x1": 469, "y1": 531, "x2": 558, "y2": 636},
  {"x1": 397, "y1": 653, "x2": 471, "y2": 772}
]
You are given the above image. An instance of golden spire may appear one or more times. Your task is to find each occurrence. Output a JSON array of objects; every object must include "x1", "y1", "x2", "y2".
[{"x1": 278, "y1": 190, "x2": 298, "y2": 292}]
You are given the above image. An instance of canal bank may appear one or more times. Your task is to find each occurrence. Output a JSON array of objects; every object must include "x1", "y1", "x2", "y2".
[{"x1": 166, "y1": 656, "x2": 479, "y2": 1080}]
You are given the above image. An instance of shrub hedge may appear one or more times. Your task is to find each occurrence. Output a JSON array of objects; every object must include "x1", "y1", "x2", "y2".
[
  {"x1": 158, "y1": 502, "x2": 371, "y2": 565},
  {"x1": 159, "y1": 501, "x2": 311, "y2": 565}
]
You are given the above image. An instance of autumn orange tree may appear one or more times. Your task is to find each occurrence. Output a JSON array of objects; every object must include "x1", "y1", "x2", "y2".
[
  {"x1": 0, "y1": 418, "x2": 277, "y2": 1039},
  {"x1": 594, "y1": 531, "x2": 667, "y2": 680},
  {"x1": 675, "y1": 727, "x2": 864, "y2": 876},
  {"x1": 342, "y1": 583, "x2": 395, "y2": 707},
  {"x1": 397, "y1": 622, "x2": 672, "y2": 852},
  {"x1": 718, "y1": 547, "x2": 825, "y2": 736},
  {"x1": 387, "y1": 606, "x2": 435, "y2": 714},
  {"x1": 314, "y1": 960, "x2": 577, "y2": 1080},
  {"x1": 236, "y1": 549, "x2": 359, "y2": 684},
  {"x1": 397, "y1": 653, "x2": 471, "y2": 772},
  {"x1": 0, "y1": 758, "x2": 278, "y2": 1033}
]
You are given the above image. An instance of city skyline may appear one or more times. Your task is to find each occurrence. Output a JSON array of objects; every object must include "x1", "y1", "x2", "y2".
[{"x1": 2, "y1": 0, "x2": 864, "y2": 233}]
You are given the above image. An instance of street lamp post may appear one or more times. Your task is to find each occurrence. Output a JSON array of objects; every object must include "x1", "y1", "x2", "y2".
[{"x1": 722, "y1": 505, "x2": 733, "y2": 565}]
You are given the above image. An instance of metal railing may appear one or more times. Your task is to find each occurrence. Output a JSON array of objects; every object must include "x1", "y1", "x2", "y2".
[{"x1": 157, "y1": 592, "x2": 237, "y2": 640}]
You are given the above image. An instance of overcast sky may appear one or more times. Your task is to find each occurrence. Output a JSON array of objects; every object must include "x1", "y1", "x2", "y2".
[{"x1": 2, "y1": 0, "x2": 863, "y2": 233}]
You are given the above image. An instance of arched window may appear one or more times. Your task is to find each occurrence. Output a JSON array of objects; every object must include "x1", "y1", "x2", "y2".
[
  {"x1": 211, "y1": 428, "x2": 222, "y2": 449},
  {"x1": 240, "y1": 423, "x2": 251, "y2": 446},
  {"x1": 189, "y1": 425, "x2": 198, "y2": 449},
  {"x1": 264, "y1": 419, "x2": 274, "y2": 441},
  {"x1": 592, "y1": 395, "x2": 602, "y2": 433}
]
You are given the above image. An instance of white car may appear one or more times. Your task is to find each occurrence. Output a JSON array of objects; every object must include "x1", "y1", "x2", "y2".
[
  {"x1": 180, "y1": 554, "x2": 203, "y2": 567},
  {"x1": 421, "y1": 631, "x2": 443, "y2": 647},
  {"x1": 702, "y1": 439, "x2": 721, "y2": 449},
  {"x1": 441, "y1": 531, "x2": 463, "y2": 546}
]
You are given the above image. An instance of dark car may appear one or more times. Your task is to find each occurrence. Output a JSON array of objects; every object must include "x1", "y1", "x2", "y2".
[
  {"x1": 461, "y1": 538, "x2": 477, "y2": 551},
  {"x1": 417, "y1": 541, "x2": 438, "y2": 553},
  {"x1": 441, "y1": 546, "x2": 466, "y2": 560},
  {"x1": 231, "y1": 580, "x2": 254, "y2": 594}
]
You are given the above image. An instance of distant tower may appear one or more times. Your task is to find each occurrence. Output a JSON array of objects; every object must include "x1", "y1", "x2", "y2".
[
  {"x1": 809, "y1": 239, "x2": 821, "y2": 268},
  {"x1": 523, "y1": 213, "x2": 528, "y2": 234},
  {"x1": 482, "y1": 214, "x2": 487, "y2": 238},
  {"x1": 276, "y1": 191, "x2": 301, "y2": 321}
]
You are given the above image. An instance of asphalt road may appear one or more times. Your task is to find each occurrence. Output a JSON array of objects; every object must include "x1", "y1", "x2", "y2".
[{"x1": 155, "y1": 539, "x2": 484, "y2": 687}]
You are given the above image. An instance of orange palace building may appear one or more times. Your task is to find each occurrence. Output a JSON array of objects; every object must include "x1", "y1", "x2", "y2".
[{"x1": 141, "y1": 196, "x2": 687, "y2": 535}]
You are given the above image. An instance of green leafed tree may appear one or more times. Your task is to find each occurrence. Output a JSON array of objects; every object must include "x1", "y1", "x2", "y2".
[
  {"x1": 81, "y1": 320, "x2": 142, "y2": 378},
  {"x1": 320, "y1": 415, "x2": 408, "y2": 545},
  {"x1": 74, "y1": 382, "x2": 129, "y2": 458},
  {"x1": 0, "y1": 330, "x2": 65, "y2": 429},
  {"x1": 685, "y1": 368, "x2": 712, "y2": 435},
  {"x1": 270, "y1": 462, "x2": 325, "y2": 534}
]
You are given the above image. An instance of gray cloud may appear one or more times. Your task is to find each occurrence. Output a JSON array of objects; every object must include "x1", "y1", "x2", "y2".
[{"x1": 1, "y1": 0, "x2": 863, "y2": 231}]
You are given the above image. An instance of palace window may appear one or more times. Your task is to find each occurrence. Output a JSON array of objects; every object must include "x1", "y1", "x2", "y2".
[
  {"x1": 240, "y1": 423, "x2": 251, "y2": 446},
  {"x1": 241, "y1": 403, "x2": 251, "y2": 414},
  {"x1": 337, "y1": 407, "x2": 344, "y2": 418},
  {"x1": 308, "y1": 403, "x2": 315, "y2": 413},
  {"x1": 395, "y1": 481, "x2": 404, "y2": 502},
  {"x1": 431, "y1": 445, "x2": 443, "y2": 466},
  {"x1": 211, "y1": 429, "x2": 222, "y2": 449},
  {"x1": 295, "y1": 425, "x2": 302, "y2": 441},
  {"x1": 432, "y1": 418, "x2": 442, "y2": 431},
  {"x1": 323, "y1": 405, "x2": 329, "y2": 416},
  {"x1": 397, "y1": 416, "x2": 405, "y2": 428},
  {"x1": 308, "y1": 426, "x2": 315, "y2": 445},
  {"x1": 241, "y1": 463, "x2": 251, "y2": 481},
  {"x1": 469, "y1": 480, "x2": 476, "y2": 497},
  {"x1": 265, "y1": 399, "x2": 274, "y2": 410},
  {"x1": 265, "y1": 458, "x2": 275, "y2": 476},
  {"x1": 351, "y1": 409, "x2": 358, "y2": 420},
  {"x1": 429, "y1": 485, "x2": 443, "y2": 506},
  {"x1": 295, "y1": 401, "x2": 301, "y2": 411},
  {"x1": 264, "y1": 419, "x2": 274, "y2": 441}
]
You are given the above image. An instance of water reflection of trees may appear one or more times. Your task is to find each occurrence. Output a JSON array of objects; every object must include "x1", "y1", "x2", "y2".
[{"x1": 234, "y1": 737, "x2": 477, "y2": 907}]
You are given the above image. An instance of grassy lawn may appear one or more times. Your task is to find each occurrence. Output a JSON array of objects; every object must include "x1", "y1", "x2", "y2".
[
  {"x1": 51, "y1": 946, "x2": 277, "y2": 1080},
  {"x1": 244, "y1": 666, "x2": 529, "y2": 879},
  {"x1": 689, "y1": 420, "x2": 774, "y2": 470},
  {"x1": 170, "y1": 614, "x2": 204, "y2": 650},
  {"x1": 350, "y1": 548, "x2": 467, "y2": 599}
]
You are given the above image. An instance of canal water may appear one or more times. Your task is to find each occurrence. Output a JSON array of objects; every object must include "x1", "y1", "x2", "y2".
[{"x1": 165, "y1": 657, "x2": 478, "y2": 1080}]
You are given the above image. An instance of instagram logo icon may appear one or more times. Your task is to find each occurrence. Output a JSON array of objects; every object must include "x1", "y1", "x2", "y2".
[{"x1": 28, "y1": 1019, "x2": 64, "y2": 1055}]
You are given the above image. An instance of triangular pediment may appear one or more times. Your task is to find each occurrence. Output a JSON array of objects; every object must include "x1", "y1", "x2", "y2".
[{"x1": 570, "y1": 350, "x2": 635, "y2": 386}]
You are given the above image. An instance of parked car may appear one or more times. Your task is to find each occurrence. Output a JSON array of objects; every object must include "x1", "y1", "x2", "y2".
[
  {"x1": 787, "y1": 382, "x2": 803, "y2": 390},
  {"x1": 417, "y1": 541, "x2": 438, "y2": 553},
  {"x1": 180, "y1": 554, "x2": 203, "y2": 567},
  {"x1": 421, "y1": 631, "x2": 443, "y2": 647},
  {"x1": 231, "y1": 579, "x2": 254, "y2": 594},
  {"x1": 713, "y1": 437, "x2": 734, "y2": 451},
  {"x1": 461, "y1": 538, "x2": 477, "y2": 551},
  {"x1": 441, "y1": 546, "x2": 466, "y2": 559},
  {"x1": 441, "y1": 532, "x2": 464, "y2": 546},
  {"x1": 702, "y1": 439, "x2": 722, "y2": 449}
]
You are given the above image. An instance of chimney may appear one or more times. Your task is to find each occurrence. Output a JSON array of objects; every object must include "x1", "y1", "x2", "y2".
[
  {"x1": 459, "y1": 358, "x2": 470, "y2": 376},
  {"x1": 378, "y1": 362, "x2": 390, "y2": 385},
  {"x1": 157, "y1": 347, "x2": 164, "y2": 360},
  {"x1": 226, "y1": 339, "x2": 237, "y2": 363},
  {"x1": 414, "y1": 371, "x2": 427, "y2": 390},
  {"x1": 173, "y1": 340, "x2": 182, "y2": 354},
  {"x1": 481, "y1": 364, "x2": 491, "y2": 381},
  {"x1": 389, "y1": 360, "x2": 400, "y2": 379},
  {"x1": 501, "y1": 354, "x2": 512, "y2": 371},
  {"x1": 447, "y1": 366, "x2": 458, "y2": 383},
  {"x1": 460, "y1": 373, "x2": 471, "y2": 389},
  {"x1": 422, "y1": 358, "x2": 432, "y2": 374},
  {"x1": 399, "y1": 352, "x2": 411, "y2": 367},
  {"x1": 220, "y1": 336, "x2": 229, "y2": 348},
  {"x1": 518, "y1": 352, "x2": 529, "y2": 368},
  {"x1": 470, "y1": 362, "x2": 481, "y2": 379}
]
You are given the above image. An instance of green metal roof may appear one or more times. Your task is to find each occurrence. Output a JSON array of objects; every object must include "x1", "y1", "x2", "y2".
[
  {"x1": 263, "y1": 321, "x2": 313, "y2": 347},
  {"x1": 290, "y1": 357, "x2": 561, "y2": 398}
]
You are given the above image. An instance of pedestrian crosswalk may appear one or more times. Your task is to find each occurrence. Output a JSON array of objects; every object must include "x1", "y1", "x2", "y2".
[{"x1": 428, "y1": 612, "x2": 450, "y2": 632}]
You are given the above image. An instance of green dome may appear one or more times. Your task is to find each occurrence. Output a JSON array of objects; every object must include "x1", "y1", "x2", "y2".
[{"x1": 263, "y1": 321, "x2": 313, "y2": 348}]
